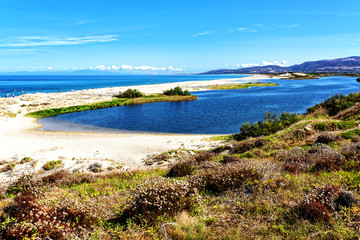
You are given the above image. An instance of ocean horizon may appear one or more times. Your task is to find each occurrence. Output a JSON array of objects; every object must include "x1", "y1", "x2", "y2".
[{"x1": 0, "y1": 74, "x2": 249, "y2": 97}]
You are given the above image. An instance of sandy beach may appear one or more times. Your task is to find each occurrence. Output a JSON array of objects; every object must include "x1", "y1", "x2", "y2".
[{"x1": 0, "y1": 74, "x2": 270, "y2": 183}]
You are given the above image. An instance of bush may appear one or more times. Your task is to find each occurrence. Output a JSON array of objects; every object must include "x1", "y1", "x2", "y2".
[
  {"x1": 315, "y1": 132, "x2": 341, "y2": 144},
  {"x1": 1, "y1": 174, "x2": 99, "y2": 239},
  {"x1": 2, "y1": 194, "x2": 98, "y2": 239},
  {"x1": 234, "y1": 112, "x2": 302, "y2": 141},
  {"x1": 163, "y1": 86, "x2": 190, "y2": 96},
  {"x1": 231, "y1": 138, "x2": 265, "y2": 154},
  {"x1": 340, "y1": 142, "x2": 360, "y2": 170},
  {"x1": 193, "y1": 151, "x2": 215, "y2": 163},
  {"x1": 295, "y1": 185, "x2": 357, "y2": 222},
  {"x1": 43, "y1": 160, "x2": 62, "y2": 170},
  {"x1": 280, "y1": 144, "x2": 345, "y2": 173},
  {"x1": 307, "y1": 93, "x2": 360, "y2": 116},
  {"x1": 88, "y1": 163, "x2": 103, "y2": 173},
  {"x1": 116, "y1": 89, "x2": 144, "y2": 98},
  {"x1": 167, "y1": 160, "x2": 195, "y2": 177},
  {"x1": 41, "y1": 170, "x2": 71, "y2": 185},
  {"x1": 20, "y1": 157, "x2": 33, "y2": 164},
  {"x1": 312, "y1": 121, "x2": 358, "y2": 131},
  {"x1": 191, "y1": 163, "x2": 261, "y2": 195},
  {"x1": 121, "y1": 178, "x2": 200, "y2": 223},
  {"x1": 221, "y1": 155, "x2": 241, "y2": 164}
]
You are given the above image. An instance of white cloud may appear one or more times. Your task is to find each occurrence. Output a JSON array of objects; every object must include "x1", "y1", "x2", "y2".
[
  {"x1": 94, "y1": 65, "x2": 106, "y2": 70},
  {"x1": 91, "y1": 64, "x2": 184, "y2": 72},
  {"x1": 192, "y1": 31, "x2": 212, "y2": 37},
  {"x1": 74, "y1": 19, "x2": 95, "y2": 25},
  {"x1": 237, "y1": 60, "x2": 289, "y2": 68},
  {"x1": 240, "y1": 63, "x2": 260, "y2": 68},
  {"x1": 47, "y1": 67, "x2": 52, "y2": 70},
  {"x1": 0, "y1": 35, "x2": 118, "y2": 47},
  {"x1": 111, "y1": 65, "x2": 121, "y2": 70},
  {"x1": 274, "y1": 24, "x2": 299, "y2": 28},
  {"x1": 121, "y1": 64, "x2": 133, "y2": 70}
]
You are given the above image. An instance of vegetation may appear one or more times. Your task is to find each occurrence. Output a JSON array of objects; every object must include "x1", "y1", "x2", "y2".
[
  {"x1": 207, "y1": 82, "x2": 279, "y2": 90},
  {"x1": 25, "y1": 94, "x2": 197, "y2": 118},
  {"x1": 312, "y1": 120, "x2": 358, "y2": 131},
  {"x1": 163, "y1": 86, "x2": 191, "y2": 96},
  {"x1": 307, "y1": 93, "x2": 360, "y2": 116},
  {"x1": 2, "y1": 93, "x2": 360, "y2": 239},
  {"x1": 115, "y1": 88, "x2": 144, "y2": 98},
  {"x1": 43, "y1": 160, "x2": 62, "y2": 170},
  {"x1": 340, "y1": 129, "x2": 360, "y2": 139},
  {"x1": 233, "y1": 111, "x2": 302, "y2": 140},
  {"x1": 20, "y1": 157, "x2": 33, "y2": 164}
]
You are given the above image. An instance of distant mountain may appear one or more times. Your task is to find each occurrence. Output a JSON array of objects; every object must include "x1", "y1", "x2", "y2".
[{"x1": 202, "y1": 56, "x2": 360, "y2": 74}]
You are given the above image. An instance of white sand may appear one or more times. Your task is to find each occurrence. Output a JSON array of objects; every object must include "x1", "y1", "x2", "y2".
[{"x1": 0, "y1": 74, "x2": 270, "y2": 183}]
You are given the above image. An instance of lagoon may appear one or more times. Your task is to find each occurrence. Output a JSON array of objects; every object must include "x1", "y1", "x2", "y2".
[{"x1": 38, "y1": 76, "x2": 360, "y2": 134}]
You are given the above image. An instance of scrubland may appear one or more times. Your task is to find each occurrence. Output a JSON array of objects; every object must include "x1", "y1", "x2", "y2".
[{"x1": 1, "y1": 93, "x2": 360, "y2": 239}]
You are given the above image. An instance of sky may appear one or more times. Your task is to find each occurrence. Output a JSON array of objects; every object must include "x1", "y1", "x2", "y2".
[{"x1": 1, "y1": 0, "x2": 360, "y2": 73}]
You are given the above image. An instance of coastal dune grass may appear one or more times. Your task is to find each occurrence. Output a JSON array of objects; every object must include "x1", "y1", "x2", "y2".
[{"x1": 25, "y1": 94, "x2": 197, "y2": 118}]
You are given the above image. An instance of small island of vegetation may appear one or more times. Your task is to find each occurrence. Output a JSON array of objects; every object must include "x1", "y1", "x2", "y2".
[{"x1": 25, "y1": 87, "x2": 197, "y2": 118}]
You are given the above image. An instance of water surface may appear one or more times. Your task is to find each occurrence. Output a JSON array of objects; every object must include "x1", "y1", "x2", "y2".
[
  {"x1": 0, "y1": 74, "x2": 248, "y2": 97},
  {"x1": 38, "y1": 76, "x2": 360, "y2": 134}
]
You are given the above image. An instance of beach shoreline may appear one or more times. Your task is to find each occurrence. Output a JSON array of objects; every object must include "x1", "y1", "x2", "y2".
[{"x1": 0, "y1": 74, "x2": 270, "y2": 183}]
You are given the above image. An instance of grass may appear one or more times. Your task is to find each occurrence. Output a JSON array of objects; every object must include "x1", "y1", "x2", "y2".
[
  {"x1": 207, "y1": 82, "x2": 279, "y2": 90},
  {"x1": 25, "y1": 94, "x2": 197, "y2": 118},
  {"x1": 1, "y1": 93, "x2": 360, "y2": 239}
]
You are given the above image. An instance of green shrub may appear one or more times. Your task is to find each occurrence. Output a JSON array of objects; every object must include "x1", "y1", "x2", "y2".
[
  {"x1": 307, "y1": 93, "x2": 360, "y2": 116},
  {"x1": 234, "y1": 112, "x2": 302, "y2": 141},
  {"x1": 312, "y1": 121, "x2": 358, "y2": 131},
  {"x1": 340, "y1": 129, "x2": 360, "y2": 139},
  {"x1": 20, "y1": 157, "x2": 33, "y2": 164},
  {"x1": 43, "y1": 160, "x2": 62, "y2": 170},
  {"x1": 163, "y1": 86, "x2": 190, "y2": 96},
  {"x1": 0, "y1": 163, "x2": 16, "y2": 173},
  {"x1": 116, "y1": 89, "x2": 144, "y2": 98}
]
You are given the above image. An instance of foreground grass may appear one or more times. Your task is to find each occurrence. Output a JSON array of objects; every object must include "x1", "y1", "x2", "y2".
[
  {"x1": 25, "y1": 94, "x2": 197, "y2": 118},
  {"x1": 207, "y1": 82, "x2": 279, "y2": 90},
  {"x1": 2, "y1": 92, "x2": 360, "y2": 239}
]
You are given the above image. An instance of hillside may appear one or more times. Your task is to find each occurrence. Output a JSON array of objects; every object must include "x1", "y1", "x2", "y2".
[
  {"x1": 0, "y1": 93, "x2": 360, "y2": 239},
  {"x1": 203, "y1": 56, "x2": 360, "y2": 74}
]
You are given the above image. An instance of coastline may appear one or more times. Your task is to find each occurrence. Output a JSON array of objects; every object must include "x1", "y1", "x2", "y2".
[{"x1": 0, "y1": 74, "x2": 269, "y2": 183}]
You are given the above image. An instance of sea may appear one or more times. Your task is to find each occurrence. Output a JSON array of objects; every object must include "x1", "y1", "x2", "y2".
[
  {"x1": 0, "y1": 74, "x2": 248, "y2": 97},
  {"x1": 31, "y1": 75, "x2": 360, "y2": 134}
]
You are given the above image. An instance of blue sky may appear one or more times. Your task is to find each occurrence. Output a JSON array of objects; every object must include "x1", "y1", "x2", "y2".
[{"x1": 1, "y1": 0, "x2": 360, "y2": 73}]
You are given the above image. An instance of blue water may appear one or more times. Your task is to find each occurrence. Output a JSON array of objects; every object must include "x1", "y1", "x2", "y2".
[
  {"x1": 0, "y1": 74, "x2": 248, "y2": 97},
  {"x1": 38, "y1": 76, "x2": 360, "y2": 134}
]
